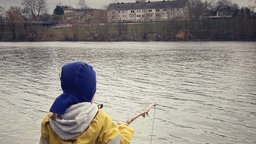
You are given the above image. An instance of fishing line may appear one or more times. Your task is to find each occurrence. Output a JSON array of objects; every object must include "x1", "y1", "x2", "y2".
[{"x1": 150, "y1": 104, "x2": 156, "y2": 144}]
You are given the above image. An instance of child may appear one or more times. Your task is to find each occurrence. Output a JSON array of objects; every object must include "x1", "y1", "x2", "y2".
[{"x1": 39, "y1": 61, "x2": 134, "y2": 144}]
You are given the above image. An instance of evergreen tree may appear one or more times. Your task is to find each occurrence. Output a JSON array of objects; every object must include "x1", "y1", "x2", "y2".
[{"x1": 54, "y1": 6, "x2": 64, "y2": 15}]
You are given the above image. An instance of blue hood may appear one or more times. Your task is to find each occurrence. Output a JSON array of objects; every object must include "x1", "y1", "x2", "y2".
[{"x1": 50, "y1": 62, "x2": 96, "y2": 114}]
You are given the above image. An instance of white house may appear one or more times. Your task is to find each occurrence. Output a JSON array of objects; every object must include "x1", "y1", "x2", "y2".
[{"x1": 107, "y1": 0, "x2": 189, "y2": 23}]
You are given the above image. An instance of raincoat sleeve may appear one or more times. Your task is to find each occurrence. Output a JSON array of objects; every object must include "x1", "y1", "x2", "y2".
[
  {"x1": 39, "y1": 114, "x2": 50, "y2": 144},
  {"x1": 98, "y1": 110, "x2": 134, "y2": 144},
  {"x1": 118, "y1": 122, "x2": 134, "y2": 144}
]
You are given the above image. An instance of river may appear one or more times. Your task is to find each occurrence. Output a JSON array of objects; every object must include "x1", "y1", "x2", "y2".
[{"x1": 0, "y1": 42, "x2": 255, "y2": 144}]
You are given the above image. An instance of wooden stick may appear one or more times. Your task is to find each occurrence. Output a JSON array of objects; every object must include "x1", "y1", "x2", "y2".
[{"x1": 126, "y1": 103, "x2": 156, "y2": 125}]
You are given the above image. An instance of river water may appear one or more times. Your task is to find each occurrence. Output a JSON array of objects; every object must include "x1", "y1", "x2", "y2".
[{"x1": 0, "y1": 42, "x2": 255, "y2": 144}]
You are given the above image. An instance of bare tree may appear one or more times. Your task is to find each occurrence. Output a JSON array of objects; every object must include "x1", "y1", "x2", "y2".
[
  {"x1": 214, "y1": 0, "x2": 238, "y2": 10},
  {"x1": 6, "y1": 7, "x2": 24, "y2": 22},
  {"x1": 203, "y1": 0, "x2": 216, "y2": 11},
  {"x1": 0, "y1": 5, "x2": 6, "y2": 40},
  {"x1": 0, "y1": 5, "x2": 5, "y2": 19},
  {"x1": 102, "y1": 4, "x2": 109, "y2": 10},
  {"x1": 22, "y1": 0, "x2": 47, "y2": 19},
  {"x1": 188, "y1": 0, "x2": 204, "y2": 19},
  {"x1": 78, "y1": 0, "x2": 89, "y2": 9},
  {"x1": 6, "y1": 7, "x2": 25, "y2": 40},
  {"x1": 249, "y1": 0, "x2": 256, "y2": 11}
]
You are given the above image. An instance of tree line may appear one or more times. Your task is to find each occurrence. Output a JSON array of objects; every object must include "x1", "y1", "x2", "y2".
[
  {"x1": 188, "y1": 0, "x2": 255, "y2": 19},
  {"x1": 0, "y1": 0, "x2": 256, "y2": 41}
]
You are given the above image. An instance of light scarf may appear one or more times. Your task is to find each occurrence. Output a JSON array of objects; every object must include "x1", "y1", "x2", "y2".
[{"x1": 49, "y1": 102, "x2": 98, "y2": 140}]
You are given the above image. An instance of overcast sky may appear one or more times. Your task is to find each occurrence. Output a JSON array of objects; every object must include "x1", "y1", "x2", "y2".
[{"x1": 0, "y1": 0, "x2": 252, "y2": 13}]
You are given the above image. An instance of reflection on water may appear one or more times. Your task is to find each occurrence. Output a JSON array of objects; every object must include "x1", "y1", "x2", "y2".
[{"x1": 0, "y1": 42, "x2": 256, "y2": 144}]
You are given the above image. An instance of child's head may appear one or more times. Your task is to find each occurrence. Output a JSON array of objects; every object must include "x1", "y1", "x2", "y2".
[{"x1": 50, "y1": 61, "x2": 96, "y2": 114}]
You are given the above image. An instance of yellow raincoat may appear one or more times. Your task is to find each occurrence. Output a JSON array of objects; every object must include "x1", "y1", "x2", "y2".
[{"x1": 40, "y1": 109, "x2": 134, "y2": 144}]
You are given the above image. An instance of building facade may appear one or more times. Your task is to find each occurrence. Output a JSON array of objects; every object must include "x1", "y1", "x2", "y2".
[
  {"x1": 107, "y1": 0, "x2": 189, "y2": 23},
  {"x1": 62, "y1": 7, "x2": 107, "y2": 24}
]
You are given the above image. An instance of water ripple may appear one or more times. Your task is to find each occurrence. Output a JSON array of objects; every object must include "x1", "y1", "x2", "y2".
[{"x1": 0, "y1": 42, "x2": 256, "y2": 144}]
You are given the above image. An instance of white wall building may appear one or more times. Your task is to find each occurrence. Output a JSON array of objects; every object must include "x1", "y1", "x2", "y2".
[{"x1": 107, "y1": 0, "x2": 189, "y2": 23}]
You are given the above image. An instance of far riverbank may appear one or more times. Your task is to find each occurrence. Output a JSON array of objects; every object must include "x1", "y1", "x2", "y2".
[{"x1": 1, "y1": 19, "x2": 256, "y2": 42}]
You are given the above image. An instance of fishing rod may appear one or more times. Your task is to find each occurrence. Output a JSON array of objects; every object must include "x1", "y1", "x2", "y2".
[
  {"x1": 98, "y1": 102, "x2": 156, "y2": 144},
  {"x1": 126, "y1": 103, "x2": 156, "y2": 125},
  {"x1": 97, "y1": 102, "x2": 156, "y2": 125}
]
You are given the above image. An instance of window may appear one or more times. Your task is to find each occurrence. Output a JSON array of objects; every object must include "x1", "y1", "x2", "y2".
[
  {"x1": 148, "y1": 9, "x2": 152, "y2": 12},
  {"x1": 147, "y1": 14, "x2": 153, "y2": 17},
  {"x1": 156, "y1": 9, "x2": 160, "y2": 12},
  {"x1": 129, "y1": 14, "x2": 135, "y2": 18}
]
